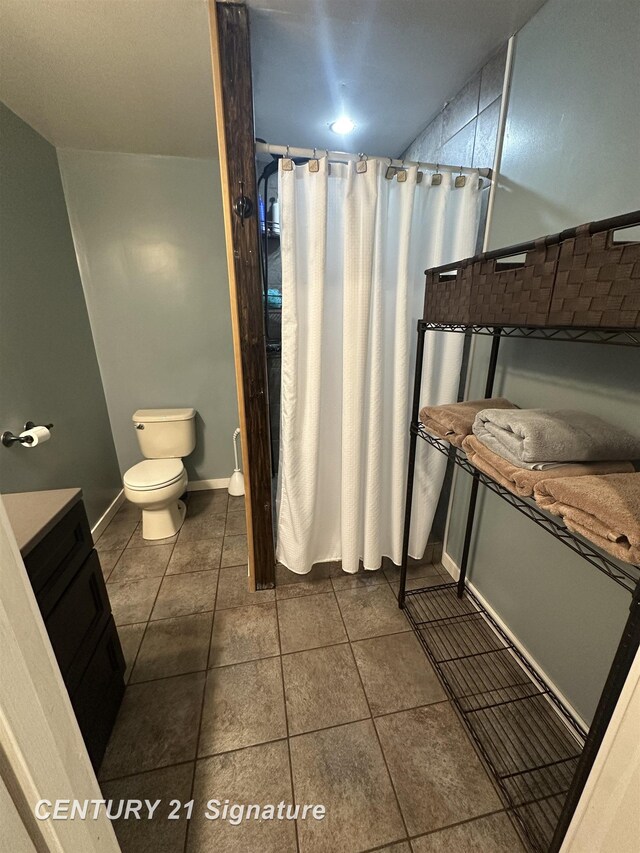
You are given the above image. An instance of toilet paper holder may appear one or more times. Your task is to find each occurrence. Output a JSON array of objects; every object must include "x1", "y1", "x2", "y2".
[{"x1": 1, "y1": 421, "x2": 54, "y2": 447}]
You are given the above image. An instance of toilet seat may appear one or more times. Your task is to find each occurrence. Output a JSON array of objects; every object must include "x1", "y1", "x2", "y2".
[{"x1": 124, "y1": 459, "x2": 185, "y2": 491}]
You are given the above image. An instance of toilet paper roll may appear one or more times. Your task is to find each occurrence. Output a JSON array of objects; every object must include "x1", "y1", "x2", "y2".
[{"x1": 19, "y1": 425, "x2": 51, "y2": 447}]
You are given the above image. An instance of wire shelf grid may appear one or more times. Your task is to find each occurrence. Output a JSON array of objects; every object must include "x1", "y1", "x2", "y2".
[
  {"x1": 414, "y1": 424, "x2": 640, "y2": 593},
  {"x1": 405, "y1": 582, "x2": 585, "y2": 852},
  {"x1": 419, "y1": 322, "x2": 640, "y2": 347}
]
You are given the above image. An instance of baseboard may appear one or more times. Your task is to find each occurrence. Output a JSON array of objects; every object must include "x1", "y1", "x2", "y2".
[
  {"x1": 187, "y1": 478, "x2": 230, "y2": 492},
  {"x1": 440, "y1": 550, "x2": 588, "y2": 732},
  {"x1": 91, "y1": 489, "x2": 125, "y2": 543}
]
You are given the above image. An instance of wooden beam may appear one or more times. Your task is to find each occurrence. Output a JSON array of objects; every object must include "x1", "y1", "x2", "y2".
[{"x1": 208, "y1": 1, "x2": 275, "y2": 589}]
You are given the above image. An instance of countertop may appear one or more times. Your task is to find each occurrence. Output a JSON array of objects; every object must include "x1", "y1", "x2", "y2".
[{"x1": 3, "y1": 488, "x2": 83, "y2": 556}]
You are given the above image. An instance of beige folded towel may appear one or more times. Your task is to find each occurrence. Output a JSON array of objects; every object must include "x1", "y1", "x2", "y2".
[
  {"x1": 420, "y1": 398, "x2": 516, "y2": 448},
  {"x1": 534, "y1": 473, "x2": 640, "y2": 564},
  {"x1": 462, "y1": 435, "x2": 634, "y2": 498}
]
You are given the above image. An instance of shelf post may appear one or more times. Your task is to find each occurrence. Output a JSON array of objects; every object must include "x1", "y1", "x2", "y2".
[
  {"x1": 550, "y1": 577, "x2": 640, "y2": 851},
  {"x1": 457, "y1": 327, "x2": 501, "y2": 598},
  {"x1": 398, "y1": 321, "x2": 427, "y2": 609}
]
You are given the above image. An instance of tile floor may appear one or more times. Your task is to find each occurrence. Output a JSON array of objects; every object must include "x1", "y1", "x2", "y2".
[{"x1": 96, "y1": 489, "x2": 525, "y2": 853}]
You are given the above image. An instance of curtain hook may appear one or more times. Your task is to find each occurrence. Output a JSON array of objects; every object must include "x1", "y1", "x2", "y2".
[
  {"x1": 416, "y1": 161, "x2": 424, "y2": 184},
  {"x1": 431, "y1": 163, "x2": 442, "y2": 186},
  {"x1": 356, "y1": 152, "x2": 368, "y2": 173},
  {"x1": 455, "y1": 165, "x2": 466, "y2": 188},
  {"x1": 397, "y1": 158, "x2": 407, "y2": 182},
  {"x1": 309, "y1": 146, "x2": 319, "y2": 173},
  {"x1": 282, "y1": 144, "x2": 293, "y2": 171},
  {"x1": 385, "y1": 157, "x2": 397, "y2": 180}
]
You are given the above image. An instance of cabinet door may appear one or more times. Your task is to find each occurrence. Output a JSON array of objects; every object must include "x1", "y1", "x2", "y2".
[
  {"x1": 25, "y1": 501, "x2": 92, "y2": 617},
  {"x1": 45, "y1": 549, "x2": 111, "y2": 692},
  {"x1": 72, "y1": 617, "x2": 125, "y2": 770}
]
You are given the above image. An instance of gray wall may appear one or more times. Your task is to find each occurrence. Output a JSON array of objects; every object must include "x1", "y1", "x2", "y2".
[
  {"x1": 0, "y1": 104, "x2": 121, "y2": 526},
  {"x1": 402, "y1": 46, "x2": 506, "y2": 169},
  {"x1": 402, "y1": 47, "x2": 507, "y2": 541},
  {"x1": 446, "y1": 0, "x2": 640, "y2": 723},
  {"x1": 57, "y1": 149, "x2": 238, "y2": 482}
]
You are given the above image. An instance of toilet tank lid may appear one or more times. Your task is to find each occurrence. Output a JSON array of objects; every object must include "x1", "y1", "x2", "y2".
[{"x1": 132, "y1": 408, "x2": 196, "y2": 423}]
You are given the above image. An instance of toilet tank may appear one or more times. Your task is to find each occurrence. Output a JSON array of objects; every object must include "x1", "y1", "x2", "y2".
[{"x1": 132, "y1": 408, "x2": 196, "y2": 458}]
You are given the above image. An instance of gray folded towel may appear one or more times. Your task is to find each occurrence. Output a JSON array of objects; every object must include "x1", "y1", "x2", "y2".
[{"x1": 473, "y1": 408, "x2": 640, "y2": 470}]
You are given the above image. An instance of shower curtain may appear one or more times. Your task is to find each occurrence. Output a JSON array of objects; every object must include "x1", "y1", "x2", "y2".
[{"x1": 276, "y1": 157, "x2": 482, "y2": 575}]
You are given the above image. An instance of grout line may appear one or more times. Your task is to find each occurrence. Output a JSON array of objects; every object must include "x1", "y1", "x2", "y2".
[
  {"x1": 99, "y1": 758, "x2": 197, "y2": 786},
  {"x1": 112, "y1": 565, "x2": 219, "y2": 586},
  {"x1": 274, "y1": 595, "x2": 301, "y2": 852},
  {"x1": 122, "y1": 515, "x2": 180, "y2": 685},
  {"x1": 183, "y1": 504, "x2": 223, "y2": 853},
  {"x1": 356, "y1": 804, "x2": 516, "y2": 853},
  {"x1": 277, "y1": 586, "x2": 344, "y2": 602},
  {"x1": 367, "y1": 698, "x2": 451, "y2": 721},
  {"x1": 332, "y1": 590, "x2": 411, "y2": 844},
  {"x1": 196, "y1": 735, "x2": 290, "y2": 765},
  {"x1": 403, "y1": 804, "x2": 519, "y2": 844},
  {"x1": 114, "y1": 607, "x2": 212, "y2": 630}
]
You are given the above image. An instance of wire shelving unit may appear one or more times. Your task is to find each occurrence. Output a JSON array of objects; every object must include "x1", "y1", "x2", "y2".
[{"x1": 398, "y1": 216, "x2": 640, "y2": 852}]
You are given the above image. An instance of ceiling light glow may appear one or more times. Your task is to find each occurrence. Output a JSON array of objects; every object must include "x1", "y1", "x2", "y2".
[{"x1": 330, "y1": 116, "x2": 356, "y2": 135}]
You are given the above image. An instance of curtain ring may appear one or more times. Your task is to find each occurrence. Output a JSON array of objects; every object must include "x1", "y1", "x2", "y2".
[
  {"x1": 308, "y1": 147, "x2": 320, "y2": 172},
  {"x1": 282, "y1": 144, "x2": 293, "y2": 171}
]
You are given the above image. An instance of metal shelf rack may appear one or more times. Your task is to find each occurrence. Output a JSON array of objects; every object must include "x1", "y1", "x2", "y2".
[
  {"x1": 403, "y1": 581, "x2": 585, "y2": 851},
  {"x1": 416, "y1": 425, "x2": 640, "y2": 594},
  {"x1": 398, "y1": 294, "x2": 640, "y2": 847}
]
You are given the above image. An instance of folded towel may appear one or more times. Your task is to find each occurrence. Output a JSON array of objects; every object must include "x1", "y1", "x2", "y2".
[
  {"x1": 420, "y1": 398, "x2": 516, "y2": 448},
  {"x1": 473, "y1": 408, "x2": 640, "y2": 469},
  {"x1": 534, "y1": 473, "x2": 640, "y2": 564},
  {"x1": 462, "y1": 435, "x2": 635, "y2": 498}
]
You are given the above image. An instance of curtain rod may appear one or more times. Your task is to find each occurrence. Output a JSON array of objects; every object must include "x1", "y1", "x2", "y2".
[{"x1": 255, "y1": 141, "x2": 492, "y2": 180}]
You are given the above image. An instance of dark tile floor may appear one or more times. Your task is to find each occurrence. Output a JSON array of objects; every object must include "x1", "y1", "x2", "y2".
[{"x1": 96, "y1": 489, "x2": 525, "y2": 853}]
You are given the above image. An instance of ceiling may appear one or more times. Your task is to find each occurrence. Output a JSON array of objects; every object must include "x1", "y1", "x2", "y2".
[
  {"x1": 248, "y1": 0, "x2": 547, "y2": 156},
  {"x1": 0, "y1": 0, "x2": 217, "y2": 158},
  {"x1": 0, "y1": 0, "x2": 546, "y2": 160}
]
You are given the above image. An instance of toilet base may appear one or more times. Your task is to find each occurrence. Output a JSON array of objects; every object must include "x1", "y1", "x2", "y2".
[{"x1": 141, "y1": 499, "x2": 186, "y2": 540}]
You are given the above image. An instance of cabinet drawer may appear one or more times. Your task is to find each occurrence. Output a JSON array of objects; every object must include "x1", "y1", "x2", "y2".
[
  {"x1": 24, "y1": 501, "x2": 92, "y2": 617},
  {"x1": 72, "y1": 617, "x2": 125, "y2": 770},
  {"x1": 45, "y1": 550, "x2": 110, "y2": 691}
]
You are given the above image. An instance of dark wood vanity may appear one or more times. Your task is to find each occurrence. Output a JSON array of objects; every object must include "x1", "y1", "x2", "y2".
[{"x1": 4, "y1": 489, "x2": 125, "y2": 769}]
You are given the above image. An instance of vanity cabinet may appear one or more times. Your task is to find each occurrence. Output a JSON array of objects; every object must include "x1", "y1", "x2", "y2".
[{"x1": 4, "y1": 489, "x2": 125, "y2": 769}]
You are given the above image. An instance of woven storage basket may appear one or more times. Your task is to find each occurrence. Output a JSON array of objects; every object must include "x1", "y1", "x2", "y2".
[
  {"x1": 548, "y1": 223, "x2": 640, "y2": 328},
  {"x1": 469, "y1": 239, "x2": 559, "y2": 326},
  {"x1": 424, "y1": 264, "x2": 473, "y2": 325},
  {"x1": 424, "y1": 240, "x2": 558, "y2": 326}
]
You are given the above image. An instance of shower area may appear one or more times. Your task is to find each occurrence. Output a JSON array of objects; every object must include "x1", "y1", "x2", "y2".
[
  {"x1": 258, "y1": 154, "x2": 284, "y2": 485},
  {"x1": 256, "y1": 141, "x2": 491, "y2": 576}
]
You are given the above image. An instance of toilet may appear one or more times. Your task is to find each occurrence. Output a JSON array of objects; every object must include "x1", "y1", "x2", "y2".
[{"x1": 123, "y1": 408, "x2": 196, "y2": 540}]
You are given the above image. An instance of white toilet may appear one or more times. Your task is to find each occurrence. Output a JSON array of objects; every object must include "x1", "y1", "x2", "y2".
[{"x1": 123, "y1": 408, "x2": 196, "y2": 540}]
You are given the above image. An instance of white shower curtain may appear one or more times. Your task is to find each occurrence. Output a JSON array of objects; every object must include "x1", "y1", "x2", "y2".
[{"x1": 276, "y1": 157, "x2": 481, "y2": 575}]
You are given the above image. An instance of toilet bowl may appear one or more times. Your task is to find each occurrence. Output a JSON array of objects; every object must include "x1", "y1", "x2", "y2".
[
  {"x1": 122, "y1": 407, "x2": 197, "y2": 540},
  {"x1": 123, "y1": 459, "x2": 188, "y2": 540}
]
